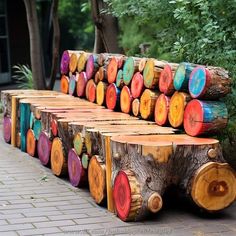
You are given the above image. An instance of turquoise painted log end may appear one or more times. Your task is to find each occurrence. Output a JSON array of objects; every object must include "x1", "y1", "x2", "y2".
[
  {"x1": 123, "y1": 57, "x2": 134, "y2": 86},
  {"x1": 33, "y1": 119, "x2": 42, "y2": 140}
]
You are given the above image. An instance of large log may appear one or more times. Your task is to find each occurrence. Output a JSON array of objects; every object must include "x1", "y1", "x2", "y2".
[
  {"x1": 86, "y1": 54, "x2": 99, "y2": 80},
  {"x1": 130, "y1": 72, "x2": 144, "y2": 99},
  {"x1": 184, "y1": 99, "x2": 228, "y2": 136},
  {"x1": 120, "y1": 86, "x2": 133, "y2": 114},
  {"x1": 76, "y1": 72, "x2": 88, "y2": 98},
  {"x1": 115, "y1": 69, "x2": 124, "y2": 89},
  {"x1": 154, "y1": 94, "x2": 170, "y2": 126},
  {"x1": 77, "y1": 52, "x2": 91, "y2": 72},
  {"x1": 189, "y1": 66, "x2": 231, "y2": 99},
  {"x1": 26, "y1": 129, "x2": 36, "y2": 157},
  {"x1": 106, "y1": 83, "x2": 120, "y2": 110},
  {"x1": 96, "y1": 81, "x2": 107, "y2": 106},
  {"x1": 123, "y1": 57, "x2": 140, "y2": 86},
  {"x1": 85, "y1": 79, "x2": 96, "y2": 103},
  {"x1": 60, "y1": 75, "x2": 69, "y2": 94}
]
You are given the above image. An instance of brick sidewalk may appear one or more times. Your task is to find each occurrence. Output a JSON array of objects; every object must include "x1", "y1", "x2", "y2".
[{"x1": 0, "y1": 118, "x2": 236, "y2": 235}]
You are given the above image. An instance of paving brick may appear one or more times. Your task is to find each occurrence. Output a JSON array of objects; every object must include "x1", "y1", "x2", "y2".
[
  {"x1": 33, "y1": 220, "x2": 76, "y2": 228},
  {"x1": 0, "y1": 232, "x2": 18, "y2": 236},
  {"x1": 48, "y1": 214, "x2": 88, "y2": 221},
  {"x1": 8, "y1": 216, "x2": 49, "y2": 224},
  {"x1": 56, "y1": 203, "x2": 94, "y2": 211},
  {"x1": 0, "y1": 213, "x2": 24, "y2": 220},
  {"x1": 0, "y1": 223, "x2": 34, "y2": 232},
  {"x1": 23, "y1": 210, "x2": 62, "y2": 217},
  {"x1": 17, "y1": 227, "x2": 62, "y2": 236},
  {"x1": 0, "y1": 219, "x2": 8, "y2": 225},
  {"x1": 0, "y1": 203, "x2": 34, "y2": 210},
  {"x1": 74, "y1": 216, "x2": 116, "y2": 225}
]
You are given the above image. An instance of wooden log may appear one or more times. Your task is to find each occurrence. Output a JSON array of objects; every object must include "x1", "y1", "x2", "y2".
[
  {"x1": 98, "y1": 66, "x2": 107, "y2": 82},
  {"x1": 60, "y1": 75, "x2": 69, "y2": 94},
  {"x1": 120, "y1": 86, "x2": 133, "y2": 114},
  {"x1": 11, "y1": 96, "x2": 17, "y2": 146},
  {"x1": 33, "y1": 119, "x2": 42, "y2": 141},
  {"x1": 16, "y1": 132, "x2": 21, "y2": 148},
  {"x1": 189, "y1": 66, "x2": 231, "y2": 99},
  {"x1": 98, "y1": 53, "x2": 125, "y2": 67},
  {"x1": 96, "y1": 81, "x2": 108, "y2": 106},
  {"x1": 3, "y1": 116, "x2": 11, "y2": 143},
  {"x1": 184, "y1": 99, "x2": 228, "y2": 136},
  {"x1": 130, "y1": 72, "x2": 144, "y2": 98},
  {"x1": 140, "y1": 89, "x2": 159, "y2": 120},
  {"x1": 132, "y1": 98, "x2": 140, "y2": 117},
  {"x1": 82, "y1": 153, "x2": 90, "y2": 169},
  {"x1": 26, "y1": 129, "x2": 36, "y2": 157},
  {"x1": 85, "y1": 79, "x2": 96, "y2": 103},
  {"x1": 69, "y1": 52, "x2": 80, "y2": 73},
  {"x1": 123, "y1": 57, "x2": 140, "y2": 86},
  {"x1": 168, "y1": 91, "x2": 191, "y2": 128},
  {"x1": 173, "y1": 62, "x2": 196, "y2": 91},
  {"x1": 88, "y1": 155, "x2": 106, "y2": 204},
  {"x1": 60, "y1": 50, "x2": 71, "y2": 74},
  {"x1": 77, "y1": 52, "x2": 91, "y2": 72},
  {"x1": 68, "y1": 148, "x2": 87, "y2": 187},
  {"x1": 29, "y1": 112, "x2": 35, "y2": 129},
  {"x1": 86, "y1": 54, "x2": 99, "y2": 80},
  {"x1": 143, "y1": 59, "x2": 163, "y2": 89},
  {"x1": 107, "y1": 57, "x2": 119, "y2": 84},
  {"x1": 154, "y1": 94, "x2": 170, "y2": 126},
  {"x1": 73, "y1": 132, "x2": 85, "y2": 156},
  {"x1": 94, "y1": 70, "x2": 100, "y2": 84},
  {"x1": 68, "y1": 74, "x2": 77, "y2": 96},
  {"x1": 50, "y1": 119, "x2": 58, "y2": 137},
  {"x1": 138, "y1": 58, "x2": 147, "y2": 72},
  {"x1": 37, "y1": 131, "x2": 52, "y2": 166},
  {"x1": 76, "y1": 72, "x2": 88, "y2": 97},
  {"x1": 106, "y1": 83, "x2": 120, "y2": 110},
  {"x1": 50, "y1": 137, "x2": 68, "y2": 176},
  {"x1": 159, "y1": 63, "x2": 178, "y2": 96},
  {"x1": 115, "y1": 69, "x2": 124, "y2": 89}
]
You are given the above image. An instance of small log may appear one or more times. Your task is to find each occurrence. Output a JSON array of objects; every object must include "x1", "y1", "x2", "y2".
[
  {"x1": 143, "y1": 59, "x2": 163, "y2": 89},
  {"x1": 16, "y1": 132, "x2": 21, "y2": 148},
  {"x1": 123, "y1": 57, "x2": 140, "y2": 86},
  {"x1": 50, "y1": 137, "x2": 68, "y2": 176},
  {"x1": 29, "y1": 112, "x2": 35, "y2": 129},
  {"x1": 26, "y1": 129, "x2": 36, "y2": 157},
  {"x1": 96, "y1": 81, "x2": 108, "y2": 106},
  {"x1": 94, "y1": 71, "x2": 100, "y2": 84},
  {"x1": 77, "y1": 52, "x2": 91, "y2": 72},
  {"x1": 132, "y1": 98, "x2": 140, "y2": 117},
  {"x1": 69, "y1": 74, "x2": 77, "y2": 96},
  {"x1": 173, "y1": 62, "x2": 196, "y2": 91},
  {"x1": 60, "y1": 75, "x2": 69, "y2": 94},
  {"x1": 50, "y1": 119, "x2": 58, "y2": 137},
  {"x1": 189, "y1": 66, "x2": 231, "y2": 99},
  {"x1": 86, "y1": 54, "x2": 99, "y2": 80},
  {"x1": 184, "y1": 99, "x2": 228, "y2": 136},
  {"x1": 159, "y1": 63, "x2": 178, "y2": 95},
  {"x1": 140, "y1": 89, "x2": 159, "y2": 120},
  {"x1": 73, "y1": 132, "x2": 85, "y2": 156},
  {"x1": 138, "y1": 58, "x2": 147, "y2": 72},
  {"x1": 88, "y1": 155, "x2": 106, "y2": 204},
  {"x1": 168, "y1": 91, "x2": 191, "y2": 128},
  {"x1": 76, "y1": 72, "x2": 88, "y2": 97},
  {"x1": 3, "y1": 116, "x2": 11, "y2": 143},
  {"x1": 154, "y1": 94, "x2": 170, "y2": 126},
  {"x1": 68, "y1": 148, "x2": 87, "y2": 187},
  {"x1": 120, "y1": 86, "x2": 133, "y2": 114},
  {"x1": 37, "y1": 131, "x2": 52, "y2": 166},
  {"x1": 82, "y1": 153, "x2": 90, "y2": 169},
  {"x1": 85, "y1": 79, "x2": 96, "y2": 103},
  {"x1": 113, "y1": 170, "x2": 142, "y2": 221},
  {"x1": 130, "y1": 72, "x2": 144, "y2": 99},
  {"x1": 98, "y1": 66, "x2": 107, "y2": 82},
  {"x1": 33, "y1": 119, "x2": 42, "y2": 141},
  {"x1": 116, "y1": 69, "x2": 124, "y2": 89},
  {"x1": 106, "y1": 83, "x2": 120, "y2": 110}
]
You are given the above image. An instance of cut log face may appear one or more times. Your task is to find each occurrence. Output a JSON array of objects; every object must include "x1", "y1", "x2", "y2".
[
  {"x1": 86, "y1": 79, "x2": 96, "y2": 103},
  {"x1": 77, "y1": 52, "x2": 90, "y2": 72},
  {"x1": 113, "y1": 170, "x2": 142, "y2": 221},
  {"x1": 69, "y1": 53, "x2": 79, "y2": 73},
  {"x1": 116, "y1": 69, "x2": 124, "y2": 88},
  {"x1": 120, "y1": 86, "x2": 133, "y2": 114},
  {"x1": 123, "y1": 57, "x2": 135, "y2": 86},
  {"x1": 98, "y1": 66, "x2": 107, "y2": 82},
  {"x1": 16, "y1": 132, "x2": 21, "y2": 148},
  {"x1": 138, "y1": 58, "x2": 146, "y2": 72},
  {"x1": 132, "y1": 98, "x2": 140, "y2": 117},
  {"x1": 140, "y1": 89, "x2": 159, "y2": 120},
  {"x1": 73, "y1": 132, "x2": 84, "y2": 156},
  {"x1": 50, "y1": 119, "x2": 58, "y2": 137},
  {"x1": 106, "y1": 83, "x2": 120, "y2": 110},
  {"x1": 159, "y1": 64, "x2": 175, "y2": 95},
  {"x1": 29, "y1": 112, "x2": 35, "y2": 129},
  {"x1": 33, "y1": 120, "x2": 42, "y2": 140},
  {"x1": 26, "y1": 129, "x2": 36, "y2": 157},
  {"x1": 60, "y1": 50, "x2": 70, "y2": 74},
  {"x1": 51, "y1": 137, "x2": 67, "y2": 176},
  {"x1": 184, "y1": 99, "x2": 228, "y2": 136},
  {"x1": 69, "y1": 75, "x2": 77, "y2": 96},
  {"x1": 60, "y1": 75, "x2": 69, "y2": 94},
  {"x1": 86, "y1": 54, "x2": 98, "y2": 80},
  {"x1": 96, "y1": 81, "x2": 107, "y2": 106},
  {"x1": 168, "y1": 91, "x2": 191, "y2": 128},
  {"x1": 107, "y1": 57, "x2": 118, "y2": 84},
  {"x1": 68, "y1": 148, "x2": 86, "y2": 187},
  {"x1": 189, "y1": 66, "x2": 231, "y2": 99},
  {"x1": 82, "y1": 153, "x2": 89, "y2": 169},
  {"x1": 131, "y1": 72, "x2": 144, "y2": 98},
  {"x1": 88, "y1": 155, "x2": 106, "y2": 204},
  {"x1": 3, "y1": 116, "x2": 11, "y2": 143},
  {"x1": 191, "y1": 162, "x2": 236, "y2": 211},
  {"x1": 154, "y1": 94, "x2": 170, "y2": 126},
  {"x1": 77, "y1": 72, "x2": 88, "y2": 97},
  {"x1": 38, "y1": 131, "x2": 51, "y2": 166},
  {"x1": 173, "y1": 62, "x2": 195, "y2": 91},
  {"x1": 143, "y1": 59, "x2": 161, "y2": 89}
]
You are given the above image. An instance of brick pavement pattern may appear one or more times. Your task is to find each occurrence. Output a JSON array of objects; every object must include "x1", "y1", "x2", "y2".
[{"x1": 0, "y1": 117, "x2": 236, "y2": 235}]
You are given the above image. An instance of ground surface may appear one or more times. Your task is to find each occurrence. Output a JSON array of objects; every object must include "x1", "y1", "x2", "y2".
[{"x1": 1, "y1": 114, "x2": 236, "y2": 235}]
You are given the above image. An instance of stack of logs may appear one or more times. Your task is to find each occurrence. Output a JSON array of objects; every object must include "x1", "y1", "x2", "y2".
[
  {"x1": 1, "y1": 50, "x2": 235, "y2": 222},
  {"x1": 60, "y1": 50, "x2": 231, "y2": 137}
]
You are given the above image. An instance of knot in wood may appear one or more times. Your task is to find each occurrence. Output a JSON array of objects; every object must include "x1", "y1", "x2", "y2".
[
  {"x1": 146, "y1": 176, "x2": 152, "y2": 183},
  {"x1": 113, "y1": 152, "x2": 121, "y2": 160},
  {"x1": 208, "y1": 148, "x2": 217, "y2": 159}
]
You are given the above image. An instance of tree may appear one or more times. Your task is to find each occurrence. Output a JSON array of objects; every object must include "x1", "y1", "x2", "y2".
[{"x1": 23, "y1": 0, "x2": 60, "y2": 90}]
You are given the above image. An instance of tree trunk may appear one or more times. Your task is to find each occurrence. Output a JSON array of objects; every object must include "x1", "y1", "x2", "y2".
[{"x1": 23, "y1": 0, "x2": 45, "y2": 89}]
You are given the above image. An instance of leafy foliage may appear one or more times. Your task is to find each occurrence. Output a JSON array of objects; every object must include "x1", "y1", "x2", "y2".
[{"x1": 12, "y1": 64, "x2": 33, "y2": 89}]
